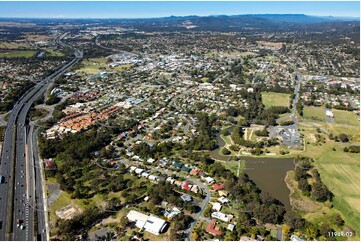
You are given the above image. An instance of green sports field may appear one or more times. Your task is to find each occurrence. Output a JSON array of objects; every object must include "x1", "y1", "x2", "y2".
[
  {"x1": 261, "y1": 92, "x2": 290, "y2": 109},
  {"x1": 333, "y1": 109, "x2": 360, "y2": 126},
  {"x1": 303, "y1": 106, "x2": 326, "y2": 122}
]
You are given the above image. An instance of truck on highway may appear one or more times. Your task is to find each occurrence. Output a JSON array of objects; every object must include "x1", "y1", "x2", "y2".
[{"x1": 0, "y1": 175, "x2": 3, "y2": 184}]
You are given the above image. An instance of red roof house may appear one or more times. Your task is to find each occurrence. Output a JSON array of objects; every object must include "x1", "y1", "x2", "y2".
[
  {"x1": 212, "y1": 183, "x2": 225, "y2": 191},
  {"x1": 206, "y1": 219, "x2": 222, "y2": 236},
  {"x1": 190, "y1": 167, "x2": 201, "y2": 176},
  {"x1": 182, "y1": 181, "x2": 192, "y2": 191}
]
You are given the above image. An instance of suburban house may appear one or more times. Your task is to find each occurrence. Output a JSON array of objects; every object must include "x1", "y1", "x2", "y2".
[{"x1": 206, "y1": 219, "x2": 222, "y2": 236}]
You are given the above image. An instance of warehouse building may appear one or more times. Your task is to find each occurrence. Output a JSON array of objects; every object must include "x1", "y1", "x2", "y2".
[{"x1": 126, "y1": 210, "x2": 168, "y2": 235}]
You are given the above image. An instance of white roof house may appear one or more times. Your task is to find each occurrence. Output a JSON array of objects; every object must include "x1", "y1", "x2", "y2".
[
  {"x1": 166, "y1": 177, "x2": 175, "y2": 184},
  {"x1": 205, "y1": 177, "x2": 215, "y2": 184},
  {"x1": 148, "y1": 175, "x2": 157, "y2": 181},
  {"x1": 212, "y1": 202, "x2": 222, "y2": 212},
  {"x1": 211, "y1": 212, "x2": 233, "y2": 222},
  {"x1": 135, "y1": 168, "x2": 144, "y2": 174},
  {"x1": 127, "y1": 210, "x2": 167, "y2": 235},
  {"x1": 191, "y1": 185, "x2": 199, "y2": 193},
  {"x1": 164, "y1": 207, "x2": 181, "y2": 219},
  {"x1": 141, "y1": 172, "x2": 150, "y2": 178},
  {"x1": 129, "y1": 166, "x2": 137, "y2": 172},
  {"x1": 218, "y1": 197, "x2": 229, "y2": 204},
  {"x1": 147, "y1": 158, "x2": 156, "y2": 163}
]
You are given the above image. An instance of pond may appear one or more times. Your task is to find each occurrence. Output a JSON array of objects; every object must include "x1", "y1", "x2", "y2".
[
  {"x1": 210, "y1": 127, "x2": 295, "y2": 211},
  {"x1": 243, "y1": 157, "x2": 294, "y2": 211}
]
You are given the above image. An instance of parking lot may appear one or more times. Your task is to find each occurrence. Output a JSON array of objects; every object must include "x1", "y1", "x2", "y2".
[{"x1": 268, "y1": 124, "x2": 301, "y2": 149}]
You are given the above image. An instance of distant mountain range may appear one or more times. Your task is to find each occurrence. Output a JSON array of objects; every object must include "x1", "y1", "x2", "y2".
[
  {"x1": 147, "y1": 14, "x2": 359, "y2": 24},
  {"x1": 113, "y1": 14, "x2": 359, "y2": 32}
]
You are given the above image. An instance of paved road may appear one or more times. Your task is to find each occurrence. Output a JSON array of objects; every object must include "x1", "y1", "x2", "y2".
[
  {"x1": 30, "y1": 125, "x2": 49, "y2": 241},
  {"x1": 0, "y1": 33, "x2": 82, "y2": 241},
  {"x1": 269, "y1": 73, "x2": 302, "y2": 148}
]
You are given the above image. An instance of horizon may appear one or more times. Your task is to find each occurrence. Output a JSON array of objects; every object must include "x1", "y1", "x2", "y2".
[
  {"x1": 0, "y1": 13, "x2": 360, "y2": 20},
  {"x1": 0, "y1": 1, "x2": 359, "y2": 19}
]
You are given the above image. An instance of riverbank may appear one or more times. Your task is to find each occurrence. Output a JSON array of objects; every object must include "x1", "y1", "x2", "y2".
[{"x1": 285, "y1": 170, "x2": 359, "y2": 241}]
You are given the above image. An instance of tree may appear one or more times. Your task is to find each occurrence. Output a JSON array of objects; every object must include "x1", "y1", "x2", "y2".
[
  {"x1": 298, "y1": 178, "x2": 311, "y2": 196},
  {"x1": 222, "y1": 147, "x2": 231, "y2": 155},
  {"x1": 311, "y1": 181, "x2": 332, "y2": 202},
  {"x1": 305, "y1": 224, "x2": 319, "y2": 240},
  {"x1": 203, "y1": 206, "x2": 212, "y2": 218},
  {"x1": 333, "y1": 214, "x2": 344, "y2": 226},
  {"x1": 338, "y1": 133, "x2": 349, "y2": 143},
  {"x1": 254, "y1": 128, "x2": 269, "y2": 137},
  {"x1": 45, "y1": 94, "x2": 61, "y2": 105},
  {"x1": 221, "y1": 129, "x2": 230, "y2": 136},
  {"x1": 294, "y1": 166, "x2": 307, "y2": 181},
  {"x1": 284, "y1": 211, "x2": 305, "y2": 229}
]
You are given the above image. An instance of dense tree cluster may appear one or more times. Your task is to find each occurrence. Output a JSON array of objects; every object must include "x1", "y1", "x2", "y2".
[
  {"x1": 45, "y1": 93, "x2": 61, "y2": 105},
  {"x1": 293, "y1": 158, "x2": 333, "y2": 202},
  {"x1": 254, "y1": 128, "x2": 269, "y2": 137},
  {"x1": 222, "y1": 147, "x2": 231, "y2": 155},
  {"x1": 338, "y1": 133, "x2": 349, "y2": 143},
  {"x1": 343, "y1": 145, "x2": 360, "y2": 153},
  {"x1": 231, "y1": 126, "x2": 244, "y2": 144},
  {"x1": 186, "y1": 112, "x2": 218, "y2": 150},
  {"x1": 238, "y1": 91, "x2": 264, "y2": 120},
  {"x1": 0, "y1": 81, "x2": 35, "y2": 112},
  {"x1": 38, "y1": 127, "x2": 119, "y2": 196},
  {"x1": 255, "y1": 106, "x2": 290, "y2": 126}
]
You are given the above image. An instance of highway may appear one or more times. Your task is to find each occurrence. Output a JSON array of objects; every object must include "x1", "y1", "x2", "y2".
[{"x1": 0, "y1": 33, "x2": 82, "y2": 241}]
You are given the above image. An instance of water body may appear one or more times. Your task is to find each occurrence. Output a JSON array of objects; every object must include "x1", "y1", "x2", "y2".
[
  {"x1": 243, "y1": 157, "x2": 294, "y2": 211},
  {"x1": 210, "y1": 127, "x2": 295, "y2": 211},
  {"x1": 37, "y1": 51, "x2": 45, "y2": 57}
]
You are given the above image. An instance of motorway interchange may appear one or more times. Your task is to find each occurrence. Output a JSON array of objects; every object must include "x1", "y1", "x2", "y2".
[{"x1": 0, "y1": 34, "x2": 82, "y2": 241}]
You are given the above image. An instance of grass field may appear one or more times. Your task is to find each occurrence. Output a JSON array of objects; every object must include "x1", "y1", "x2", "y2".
[
  {"x1": 76, "y1": 58, "x2": 132, "y2": 74},
  {"x1": 0, "y1": 50, "x2": 37, "y2": 58},
  {"x1": 49, "y1": 191, "x2": 72, "y2": 222},
  {"x1": 300, "y1": 121, "x2": 360, "y2": 236},
  {"x1": 333, "y1": 109, "x2": 360, "y2": 126},
  {"x1": 0, "y1": 42, "x2": 32, "y2": 49},
  {"x1": 46, "y1": 49, "x2": 64, "y2": 57},
  {"x1": 76, "y1": 58, "x2": 108, "y2": 74},
  {"x1": 113, "y1": 64, "x2": 132, "y2": 71},
  {"x1": 303, "y1": 106, "x2": 326, "y2": 122},
  {"x1": 220, "y1": 159, "x2": 246, "y2": 176},
  {"x1": 261, "y1": 92, "x2": 290, "y2": 109}
]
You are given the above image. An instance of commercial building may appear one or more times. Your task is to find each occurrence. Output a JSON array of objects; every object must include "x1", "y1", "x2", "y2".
[{"x1": 126, "y1": 210, "x2": 168, "y2": 235}]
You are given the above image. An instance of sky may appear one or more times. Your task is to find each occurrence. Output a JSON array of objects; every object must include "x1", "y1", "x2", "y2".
[{"x1": 0, "y1": 1, "x2": 359, "y2": 19}]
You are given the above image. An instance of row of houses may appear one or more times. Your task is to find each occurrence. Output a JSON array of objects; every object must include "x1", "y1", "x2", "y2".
[{"x1": 127, "y1": 165, "x2": 200, "y2": 194}]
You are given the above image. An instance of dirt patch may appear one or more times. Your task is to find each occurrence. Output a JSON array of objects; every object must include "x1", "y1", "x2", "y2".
[
  {"x1": 55, "y1": 204, "x2": 81, "y2": 220},
  {"x1": 308, "y1": 134, "x2": 317, "y2": 142}
]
